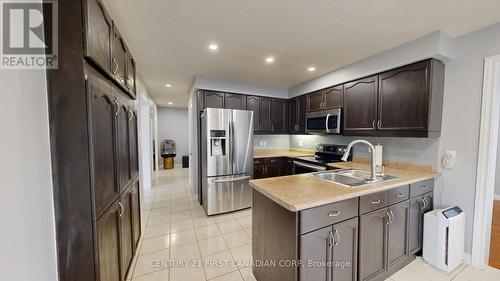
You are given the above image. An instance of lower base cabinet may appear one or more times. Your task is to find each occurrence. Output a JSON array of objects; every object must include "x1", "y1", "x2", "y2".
[
  {"x1": 95, "y1": 178, "x2": 141, "y2": 281},
  {"x1": 409, "y1": 192, "x2": 433, "y2": 254},
  {"x1": 359, "y1": 208, "x2": 388, "y2": 281}
]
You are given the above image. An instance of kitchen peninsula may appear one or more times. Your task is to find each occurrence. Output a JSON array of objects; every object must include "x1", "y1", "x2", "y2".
[{"x1": 250, "y1": 162, "x2": 438, "y2": 281}]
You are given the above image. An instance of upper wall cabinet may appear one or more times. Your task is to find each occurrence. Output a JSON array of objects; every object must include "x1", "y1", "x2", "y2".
[
  {"x1": 225, "y1": 93, "x2": 246, "y2": 110},
  {"x1": 204, "y1": 91, "x2": 225, "y2": 108},
  {"x1": 343, "y1": 59, "x2": 444, "y2": 137},
  {"x1": 307, "y1": 85, "x2": 343, "y2": 112},
  {"x1": 83, "y1": 0, "x2": 112, "y2": 74},
  {"x1": 84, "y1": 0, "x2": 137, "y2": 99},
  {"x1": 289, "y1": 95, "x2": 307, "y2": 134},
  {"x1": 343, "y1": 76, "x2": 378, "y2": 133},
  {"x1": 271, "y1": 98, "x2": 288, "y2": 133}
]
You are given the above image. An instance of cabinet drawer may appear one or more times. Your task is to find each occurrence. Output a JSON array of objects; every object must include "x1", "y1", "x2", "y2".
[
  {"x1": 300, "y1": 198, "x2": 358, "y2": 234},
  {"x1": 360, "y1": 191, "x2": 388, "y2": 214},
  {"x1": 410, "y1": 179, "x2": 434, "y2": 198},
  {"x1": 387, "y1": 185, "x2": 410, "y2": 205},
  {"x1": 253, "y1": 159, "x2": 264, "y2": 166}
]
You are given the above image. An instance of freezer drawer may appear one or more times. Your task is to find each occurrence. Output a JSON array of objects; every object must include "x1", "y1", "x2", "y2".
[{"x1": 203, "y1": 174, "x2": 253, "y2": 215}]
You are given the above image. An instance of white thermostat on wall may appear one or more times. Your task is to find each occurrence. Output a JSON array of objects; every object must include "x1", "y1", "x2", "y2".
[{"x1": 423, "y1": 206, "x2": 465, "y2": 273}]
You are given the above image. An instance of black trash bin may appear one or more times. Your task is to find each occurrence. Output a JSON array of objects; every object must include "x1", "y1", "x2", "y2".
[{"x1": 182, "y1": 155, "x2": 189, "y2": 168}]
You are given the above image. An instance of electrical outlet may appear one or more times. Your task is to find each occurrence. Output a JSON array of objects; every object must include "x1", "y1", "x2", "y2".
[{"x1": 442, "y1": 150, "x2": 456, "y2": 169}]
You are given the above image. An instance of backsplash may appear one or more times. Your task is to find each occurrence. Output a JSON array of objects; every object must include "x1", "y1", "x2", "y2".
[
  {"x1": 254, "y1": 135, "x2": 290, "y2": 149},
  {"x1": 290, "y1": 135, "x2": 440, "y2": 166}
]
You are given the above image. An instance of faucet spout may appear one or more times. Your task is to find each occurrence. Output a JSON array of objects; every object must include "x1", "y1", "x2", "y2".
[{"x1": 341, "y1": 140, "x2": 378, "y2": 182}]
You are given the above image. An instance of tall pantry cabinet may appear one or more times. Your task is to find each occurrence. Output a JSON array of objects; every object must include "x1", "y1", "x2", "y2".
[{"x1": 46, "y1": 1, "x2": 141, "y2": 281}]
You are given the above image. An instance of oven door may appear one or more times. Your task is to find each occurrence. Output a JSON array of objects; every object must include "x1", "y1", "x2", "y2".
[
  {"x1": 293, "y1": 160, "x2": 327, "y2": 174},
  {"x1": 306, "y1": 108, "x2": 341, "y2": 134}
]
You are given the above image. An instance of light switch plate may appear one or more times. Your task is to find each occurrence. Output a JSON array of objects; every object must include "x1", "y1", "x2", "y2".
[{"x1": 442, "y1": 150, "x2": 456, "y2": 169}]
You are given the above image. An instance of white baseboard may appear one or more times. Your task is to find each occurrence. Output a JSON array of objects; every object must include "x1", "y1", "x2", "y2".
[{"x1": 464, "y1": 252, "x2": 472, "y2": 265}]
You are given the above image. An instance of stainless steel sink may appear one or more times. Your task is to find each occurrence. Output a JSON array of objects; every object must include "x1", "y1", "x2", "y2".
[{"x1": 312, "y1": 169, "x2": 398, "y2": 187}]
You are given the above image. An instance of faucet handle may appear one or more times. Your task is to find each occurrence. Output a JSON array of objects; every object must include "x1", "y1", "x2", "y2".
[{"x1": 376, "y1": 165, "x2": 385, "y2": 176}]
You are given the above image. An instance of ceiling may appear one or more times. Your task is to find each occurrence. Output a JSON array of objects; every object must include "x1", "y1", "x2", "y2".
[{"x1": 102, "y1": 0, "x2": 500, "y2": 107}]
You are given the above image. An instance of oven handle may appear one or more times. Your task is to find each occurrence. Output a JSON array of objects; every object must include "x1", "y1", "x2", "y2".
[
  {"x1": 325, "y1": 113, "x2": 331, "y2": 133},
  {"x1": 293, "y1": 161, "x2": 327, "y2": 171},
  {"x1": 213, "y1": 175, "x2": 251, "y2": 183}
]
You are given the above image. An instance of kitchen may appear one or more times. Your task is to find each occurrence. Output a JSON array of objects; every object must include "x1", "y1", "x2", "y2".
[{"x1": 5, "y1": 1, "x2": 500, "y2": 281}]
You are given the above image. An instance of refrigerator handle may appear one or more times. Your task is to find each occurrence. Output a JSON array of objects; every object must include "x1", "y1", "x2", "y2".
[{"x1": 229, "y1": 119, "x2": 234, "y2": 172}]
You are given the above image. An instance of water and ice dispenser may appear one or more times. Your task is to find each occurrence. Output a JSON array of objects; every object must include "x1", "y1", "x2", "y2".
[{"x1": 210, "y1": 130, "x2": 227, "y2": 156}]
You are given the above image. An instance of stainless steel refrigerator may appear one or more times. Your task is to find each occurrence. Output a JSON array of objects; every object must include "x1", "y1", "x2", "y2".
[{"x1": 201, "y1": 108, "x2": 253, "y2": 215}]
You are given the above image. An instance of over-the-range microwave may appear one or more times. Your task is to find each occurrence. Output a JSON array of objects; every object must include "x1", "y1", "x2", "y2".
[{"x1": 305, "y1": 108, "x2": 342, "y2": 134}]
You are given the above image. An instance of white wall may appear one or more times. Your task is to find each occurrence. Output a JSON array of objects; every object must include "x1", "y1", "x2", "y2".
[
  {"x1": 158, "y1": 107, "x2": 189, "y2": 166},
  {"x1": 137, "y1": 77, "x2": 157, "y2": 191},
  {"x1": 0, "y1": 69, "x2": 58, "y2": 280},
  {"x1": 254, "y1": 135, "x2": 291, "y2": 149}
]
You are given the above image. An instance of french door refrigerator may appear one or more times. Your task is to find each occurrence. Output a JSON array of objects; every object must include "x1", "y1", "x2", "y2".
[{"x1": 201, "y1": 108, "x2": 254, "y2": 215}]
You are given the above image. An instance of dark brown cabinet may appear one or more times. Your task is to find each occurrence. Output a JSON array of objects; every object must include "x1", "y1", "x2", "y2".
[
  {"x1": 343, "y1": 59, "x2": 444, "y2": 137},
  {"x1": 359, "y1": 207, "x2": 388, "y2": 281},
  {"x1": 343, "y1": 76, "x2": 378, "y2": 133},
  {"x1": 111, "y1": 25, "x2": 128, "y2": 90},
  {"x1": 86, "y1": 69, "x2": 119, "y2": 219},
  {"x1": 300, "y1": 226, "x2": 331, "y2": 281},
  {"x1": 126, "y1": 53, "x2": 136, "y2": 98},
  {"x1": 115, "y1": 91, "x2": 130, "y2": 192},
  {"x1": 260, "y1": 97, "x2": 272, "y2": 132},
  {"x1": 119, "y1": 187, "x2": 134, "y2": 280},
  {"x1": 129, "y1": 109, "x2": 139, "y2": 180},
  {"x1": 246, "y1": 96, "x2": 260, "y2": 131},
  {"x1": 331, "y1": 217, "x2": 358, "y2": 281},
  {"x1": 253, "y1": 158, "x2": 285, "y2": 179},
  {"x1": 409, "y1": 192, "x2": 433, "y2": 254},
  {"x1": 308, "y1": 85, "x2": 343, "y2": 112},
  {"x1": 387, "y1": 201, "x2": 409, "y2": 270},
  {"x1": 84, "y1": 0, "x2": 112, "y2": 75},
  {"x1": 271, "y1": 98, "x2": 288, "y2": 133},
  {"x1": 131, "y1": 181, "x2": 141, "y2": 249},
  {"x1": 204, "y1": 91, "x2": 225, "y2": 108},
  {"x1": 225, "y1": 93, "x2": 246, "y2": 110},
  {"x1": 95, "y1": 200, "x2": 121, "y2": 281}
]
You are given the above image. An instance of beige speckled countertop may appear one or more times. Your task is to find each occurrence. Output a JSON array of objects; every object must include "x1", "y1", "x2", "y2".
[
  {"x1": 249, "y1": 161, "x2": 439, "y2": 212},
  {"x1": 254, "y1": 149, "x2": 314, "y2": 159}
]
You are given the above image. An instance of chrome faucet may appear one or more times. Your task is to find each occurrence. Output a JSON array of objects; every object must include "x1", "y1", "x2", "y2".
[{"x1": 341, "y1": 140, "x2": 377, "y2": 182}]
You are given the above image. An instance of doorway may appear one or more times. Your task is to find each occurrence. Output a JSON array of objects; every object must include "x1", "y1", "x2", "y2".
[{"x1": 472, "y1": 55, "x2": 500, "y2": 269}]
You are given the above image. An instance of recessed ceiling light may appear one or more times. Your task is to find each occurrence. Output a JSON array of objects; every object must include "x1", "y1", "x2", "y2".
[
  {"x1": 208, "y1": 43, "x2": 219, "y2": 51},
  {"x1": 307, "y1": 66, "x2": 316, "y2": 72},
  {"x1": 265, "y1": 56, "x2": 275, "y2": 64},
  {"x1": 165, "y1": 83, "x2": 172, "y2": 87},
  {"x1": 168, "y1": 102, "x2": 173, "y2": 105}
]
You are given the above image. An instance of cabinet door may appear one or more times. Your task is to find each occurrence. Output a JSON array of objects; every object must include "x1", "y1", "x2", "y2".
[
  {"x1": 324, "y1": 85, "x2": 344, "y2": 109},
  {"x1": 288, "y1": 98, "x2": 298, "y2": 132},
  {"x1": 120, "y1": 188, "x2": 134, "y2": 280},
  {"x1": 266, "y1": 165, "x2": 282, "y2": 178},
  {"x1": 87, "y1": 73, "x2": 119, "y2": 218},
  {"x1": 246, "y1": 96, "x2": 260, "y2": 131},
  {"x1": 126, "y1": 54, "x2": 136, "y2": 98},
  {"x1": 95, "y1": 200, "x2": 121, "y2": 281},
  {"x1": 131, "y1": 181, "x2": 141, "y2": 250},
  {"x1": 359, "y1": 207, "x2": 388, "y2": 281},
  {"x1": 253, "y1": 165, "x2": 265, "y2": 179},
  {"x1": 115, "y1": 95, "x2": 130, "y2": 192},
  {"x1": 225, "y1": 93, "x2": 245, "y2": 110},
  {"x1": 378, "y1": 60, "x2": 430, "y2": 132},
  {"x1": 129, "y1": 109, "x2": 139, "y2": 179},
  {"x1": 308, "y1": 91, "x2": 324, "y2": 112},
  {"x1": 297, "y1": 95, "x2": 308, "y2": 133},
  {"x1": 332, "y1": 217, "x2": 358, "y2": 281},
  {"x1": 344, "y1": 76, "x2": 378, "y2": 133},
  {"x1": 271, "y1": 99, "x2": 288, "y2": 133},
  {"x1": 285, "y1": 158, "x2": 294, "y2": 175},
  {"x1": 205, "y1": 91, "x2": 225, "y2": 108},
  {"x1": 111, "y1": 25, "x2": 127, "y2": 89},
  {"x1": 300, "y1": 226, "x2": 332, "y2": 281},
  {"x1": 409, "y1": 196, "x2": 423, "y2": 254},
  {"x1": 423, "y1": 192, "x2": 433, "y2": 212},
  {"x1": 387, "y1": 201, "x2": 409, "y2": 270},
  {"x1": 260, "y1": 98, "x2": 272, "y2": 132},
  {"x1": 84, "y1": 0, "x2": 112, "y2": 74}
]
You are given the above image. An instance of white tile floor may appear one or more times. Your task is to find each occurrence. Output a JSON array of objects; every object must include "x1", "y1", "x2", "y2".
[{"x1": 128, "y1": 168, "x2": 500, "y2": 281}]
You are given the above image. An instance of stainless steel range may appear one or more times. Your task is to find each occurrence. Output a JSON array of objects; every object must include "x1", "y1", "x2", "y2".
[{"x1": 292, "y1": 144, "x2": 351, "y2": 174}]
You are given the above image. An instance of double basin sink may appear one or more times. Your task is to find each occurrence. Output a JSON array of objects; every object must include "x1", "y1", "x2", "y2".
[{"x1": 312, "y1": 169, "x2": 398, "y2": 187}]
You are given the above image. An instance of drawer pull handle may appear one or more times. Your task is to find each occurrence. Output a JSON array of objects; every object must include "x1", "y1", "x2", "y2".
[
  {"x1": 420, "y1": 185, "x2": 428, "y2": 190},
  {"x1": 328, "y1": 211, "x2": 341, "y2": 217},
  {"x1": 371, "y1": 199, "x2": 381, "y2": 204},
  {"x1": 396, "y1": 193, "x2": 404, "y2": 198}
]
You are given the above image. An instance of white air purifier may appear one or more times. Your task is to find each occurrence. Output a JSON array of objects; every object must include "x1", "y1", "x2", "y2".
[{"x1": 423, "y1": 206, "x2": 465, "y2": 273}]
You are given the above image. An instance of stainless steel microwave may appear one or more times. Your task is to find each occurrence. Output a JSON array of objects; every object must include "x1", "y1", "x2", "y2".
[{"x1": 305, "y1": 108, "x2": 342, "y2": 134}]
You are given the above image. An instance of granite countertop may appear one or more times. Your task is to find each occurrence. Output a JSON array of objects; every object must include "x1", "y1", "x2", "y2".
[
  {"x1": 253, "y1": 149, "x2": 314, "y2": 159},
  {"x1": 249, "y1": 161, "x2": 439, "y2": 212}
]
